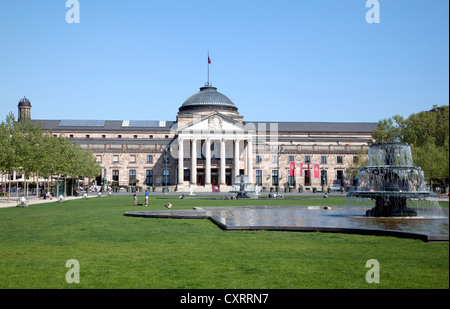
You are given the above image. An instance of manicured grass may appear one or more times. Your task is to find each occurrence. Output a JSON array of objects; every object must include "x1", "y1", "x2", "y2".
[{"x1": 0, "y1": 195, "x2": 448, "y2": 289}]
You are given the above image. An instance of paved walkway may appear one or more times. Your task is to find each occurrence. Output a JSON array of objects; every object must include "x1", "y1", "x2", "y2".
[{"x1": 0, "y1": 194, "x2": 98, "y2": 208}]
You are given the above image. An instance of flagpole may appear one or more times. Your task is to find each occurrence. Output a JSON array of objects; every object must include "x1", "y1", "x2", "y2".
[{"x1": 207, "y1": 51, "x2": 210, "y2": 86}]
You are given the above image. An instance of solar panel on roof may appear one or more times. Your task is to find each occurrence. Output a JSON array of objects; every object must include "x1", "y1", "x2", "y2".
[
  {"x1": 59, "y1": 120, "x2": 105, "y2": 127},
  {"x1": 122, "y1": 120, "x2": 167, "y2": 127}
]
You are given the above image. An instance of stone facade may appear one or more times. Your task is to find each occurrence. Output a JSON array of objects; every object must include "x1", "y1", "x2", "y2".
[{"x1": 13, "y1": 85, "x2": 376, "y2": 193}]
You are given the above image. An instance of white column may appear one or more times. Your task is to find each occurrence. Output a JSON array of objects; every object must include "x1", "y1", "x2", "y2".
[
  {"x1": 190, "y1": 139, "x2": 197, "y2": 185},
  {"x1": 220, "y1": 139, "x2": 226, "y2": 185},
  {"x1": 177, "y1": 138, "x2": 184, "y2": 186},
  {"x1": 205, "y1": 138, "x2": 211, "y2": 185},
  {"x1": 247, "y1": 139, "x2": 253, "y2": 185},
  {"x1": 233, "y1": 139, "x2": 240, "y2": 181}
]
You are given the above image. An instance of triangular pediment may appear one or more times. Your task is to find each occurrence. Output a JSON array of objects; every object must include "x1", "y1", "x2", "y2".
[{"x1": 175, "y1": 112, "x2": 255, "y2": 135}]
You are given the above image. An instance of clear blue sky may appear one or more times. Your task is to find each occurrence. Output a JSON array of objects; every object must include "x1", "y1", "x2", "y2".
[{"x1": 0, "y1": 0, "x2": 448, "y2": 123}]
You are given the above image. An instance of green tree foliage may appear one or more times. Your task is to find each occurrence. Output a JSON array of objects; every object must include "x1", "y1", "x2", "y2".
[
  {"x1": 0, "y1": 113, "x2": 19, "y2": 177},
  {"x1": 345, "y1": 149, "x2": 369, "y2": 179},
  {"x1": 15, "y1": 118, "x2": 44, "y2": 177},
  {"x1": 0, "y1": 113, "x2": 101, "y2": 198},
  {"x1": 372, "y1": 105, "x2": 449, "y2": 188}
]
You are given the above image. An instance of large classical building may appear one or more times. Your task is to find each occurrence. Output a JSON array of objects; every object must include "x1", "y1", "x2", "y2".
[{"x1": 15, "y1": 83, "x2": 377, "y2": 193}]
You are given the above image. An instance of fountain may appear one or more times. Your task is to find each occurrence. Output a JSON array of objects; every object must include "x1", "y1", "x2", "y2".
[
  {"x1": 229, "y1": 175, "x2": 255, "y2": 199},
  {"x1": 347, "y1": 143, "x2": 438, "y2": 217},
  {"x1": 125, "y1": 143, "x2": 448, "y2": 241}
]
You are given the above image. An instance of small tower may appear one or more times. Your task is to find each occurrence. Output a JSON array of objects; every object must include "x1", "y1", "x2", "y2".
[{"x1": 18, "y1": 96, "x2": 31, "y2": 122}]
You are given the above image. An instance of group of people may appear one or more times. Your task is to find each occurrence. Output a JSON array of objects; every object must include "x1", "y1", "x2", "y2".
[
  {"x1": 132, "y1": 189, "x2": 150, "y2": 206},
  {"x1": 132, "y1": 189, "x2": 172, "y2": 209}
]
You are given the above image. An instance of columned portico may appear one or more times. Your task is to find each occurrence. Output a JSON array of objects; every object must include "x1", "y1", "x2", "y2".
[
  {"x1": 175, "y1": 84, "x2": 256, "y2": 192},
  {"x1": 176, "y1": 135, "x2": 253, "y2": 190}
]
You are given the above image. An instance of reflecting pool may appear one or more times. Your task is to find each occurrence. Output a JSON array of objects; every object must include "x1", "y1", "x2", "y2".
[{"x1": 202, "y1": 206, "x2": 449, "y2": 238}]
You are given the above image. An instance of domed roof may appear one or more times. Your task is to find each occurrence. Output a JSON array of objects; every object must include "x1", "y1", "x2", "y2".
[
  {"x1": 18, "y1": 96, "x2": 31, "y2": 107},
  {"x1": 178, "y1": 85, "x2": 238, "y2": 114}
]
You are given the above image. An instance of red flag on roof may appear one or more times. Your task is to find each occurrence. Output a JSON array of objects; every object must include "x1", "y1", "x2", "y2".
[{"x1": 208, "y1": 56, "x2": 211, "y2": 64}]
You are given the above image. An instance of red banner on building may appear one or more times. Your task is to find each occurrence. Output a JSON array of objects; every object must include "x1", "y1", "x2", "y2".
[
  {"x1": 300, "y1": 163, "x2": 303, "y2": 176},
  {"x1": 314, "y1": 164, "x2": 320, "y2": 178},
  {"x1": 290, "y1": 162, "x2": 295, "y2": 176}
]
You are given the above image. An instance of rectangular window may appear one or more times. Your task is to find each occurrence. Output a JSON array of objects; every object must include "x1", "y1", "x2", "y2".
[
  {"x1": 321, "y1": 170, "x2": 327, "y2": 186},
  {"x1": 337, "y1": 156, "x2": 343, "y2": 164},
  {"x1": 272, "y1": 170, "x2": 278, "y2": 186},
  {"x1": 184, "y1": 169, "x2": 190, "y2": 182},
  {"x1": 287, "y1": 168, "x2": 295, "y2": 187},
  {"x1": 129, "y1": 170, "x2": 136, "y2": 185},
  {"x1": 288, "y1": 156, "x2": 294, "y2": 162},
  {"x1": 272, "y1": 156, "x2": 278, "y2": 163},
  {"x1": 337, "y1": 170, "x2": 344, "y2": 187},
  {"x1": 163, "y1": 155, "x2": 169, "y2": 164},
  {"x1": 163, "y1": 169, "x2": 170, "y2": 185},
  {"x1": 288, "y1": 176, "x2": 295, "y2": 187},
  {"x1": 96, "y1": 155, "x2": 102, "y2": 163},
  {"x1": 321, "y1": 156, "x2": 327, "y2": 164},
  {"x1": 304, "y1": 156, "x2": 311, "y2": 163},
  {"x1": 146, "y1": 170, "x2": 153, "y2": 186},
  {"x1": 304, "y1": 169, "x2": 311, "y2": 186},
  {"x1": 147, "y1": 155, "x2": 153, "y2": 163},
  {"x1": 256, "y1": 170, "x2": 262, "y2": 186},
  {"x1": 112, "y1": 170, "x2": 119, "y2": 182},
  {"x1": 130, "y1": 155, "x2": 136, "y2": 163},
  {"x1": 256, "y1": 155, "x2": 262, "y2": 163},
  {"x1": 113, "y1": 155, "x2": 119, "y2": 163}
]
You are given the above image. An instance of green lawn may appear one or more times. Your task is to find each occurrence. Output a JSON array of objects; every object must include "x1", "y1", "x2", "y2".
[{"x1": 0, "y1": 195, "x2": 448, "y2": 289}]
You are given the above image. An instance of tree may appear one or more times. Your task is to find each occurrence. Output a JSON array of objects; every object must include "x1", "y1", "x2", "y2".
[
  {"x1": 0, "y1": 112, "x2": 102, "y2": 199},
  {"x1": 65, "y1": 141, "x2": 101, "y2": 180},
  {"x1": 372, "y1": 115, "x2": 407, "y2": 143},
  {"x1": 40, "y1": 134, "x2": 101, "y2": 196},
  {"x1": 0, "y1": 113, "x2": 24, "y2": 201},
  {"x1": 14, "y1": 118, "x2": 44, "y2": 197},
  {"x1": 372, "y1": 105, "x2": 449, "y2": 192},
  {"x1": 345, "y1": 148, "x2": 369, "y2": 188}
]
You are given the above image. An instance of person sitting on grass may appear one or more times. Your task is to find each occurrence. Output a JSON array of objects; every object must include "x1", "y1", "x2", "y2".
[{"x1": 164, "y1": 203, "x2": 172, "y2": 209}]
